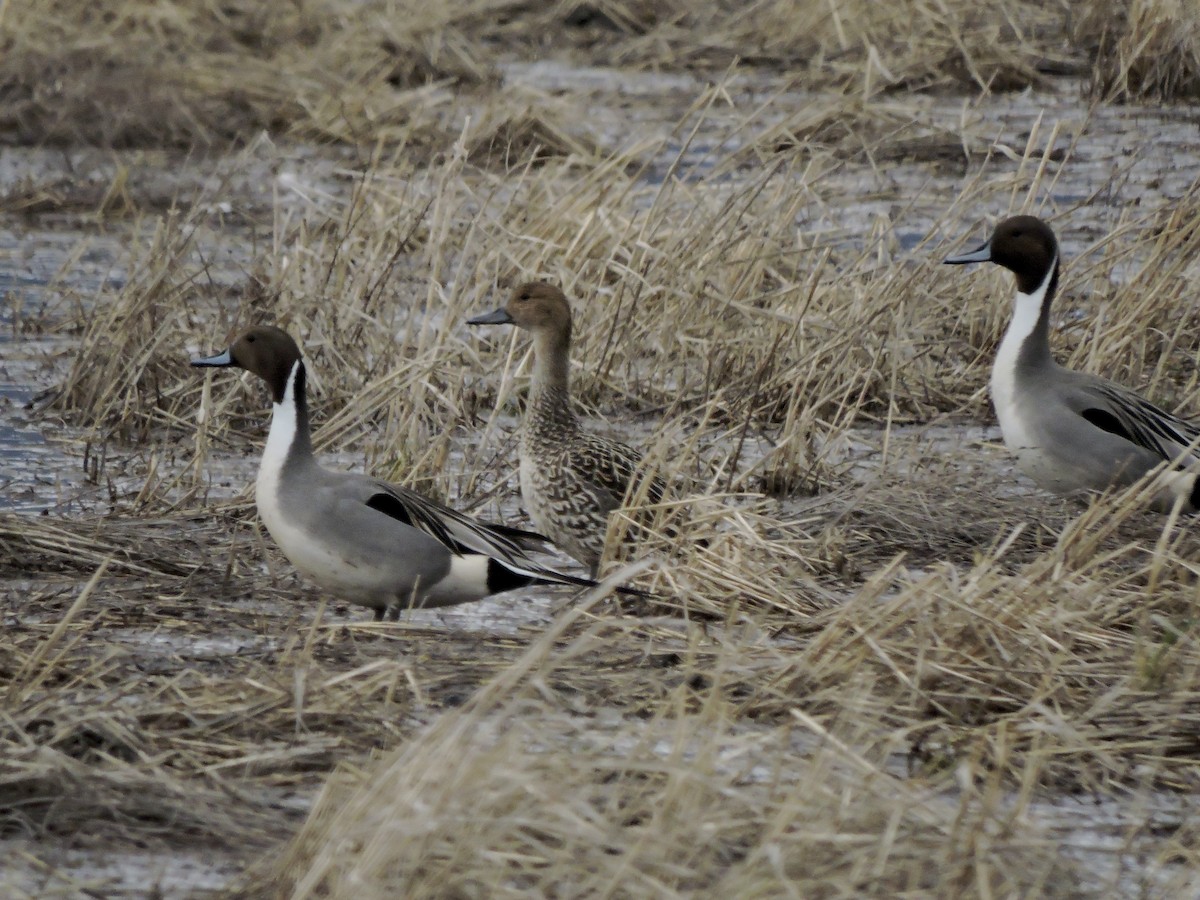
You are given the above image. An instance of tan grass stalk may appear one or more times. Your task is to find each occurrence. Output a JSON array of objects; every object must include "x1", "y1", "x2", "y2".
[{"x1": 1085, "y1": 0, "x2": 1200, "y2": 101}]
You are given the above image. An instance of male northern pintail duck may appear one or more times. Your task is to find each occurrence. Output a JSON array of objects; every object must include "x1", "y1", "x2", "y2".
[
  {"x1": 468, "y1": 282, "x2": 666, "y2": 577},
  {"x1": 192, "y1": 325, "x2": 622, "y2": 620},
  {"x1": 945, "y1": 215, "x2": 1200, "y2": 511}
]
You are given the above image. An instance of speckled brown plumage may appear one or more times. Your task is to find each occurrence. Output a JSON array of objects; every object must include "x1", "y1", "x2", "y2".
[{"x1": 470, "y1": 282, "x2": 664, "y2": 575}]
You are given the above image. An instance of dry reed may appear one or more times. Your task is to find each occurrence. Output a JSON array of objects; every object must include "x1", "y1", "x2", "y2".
[
  {"x1": 7, "y1": 0, "x2": 1200, "y2": 896},
  {"x1": 1084, "y1": 0, "x2": 1200, "y2": 101},
  {"x1": 0, "y1": 0, "x2": 479, "y2": 148}
]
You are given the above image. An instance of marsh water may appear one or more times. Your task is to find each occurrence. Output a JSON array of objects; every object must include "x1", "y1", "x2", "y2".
[{"x1": 4, "y1": 62, "x2": 1200, "y2": 896}]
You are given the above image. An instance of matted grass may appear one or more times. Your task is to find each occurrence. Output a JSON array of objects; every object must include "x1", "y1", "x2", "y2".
[
  {"x1": 478, "y1": 0, "x2": 1078, "y2": 91},
  {"x1": 250, "y1": 604, "x2": 1086, "y2": 898},
  {"x1": 1084, "y1": 0, "x2": 1200, "y2": 101},
  {"x1": 0, "y1": 0, "x2": 483, "y2": 148}
]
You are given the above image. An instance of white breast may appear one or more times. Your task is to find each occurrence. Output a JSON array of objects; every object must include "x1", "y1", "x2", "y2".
[
  {"x1": 255, "y1": 361, "x2": 300, "y2": 546},
  {"x1": 252, "y1": 363, "x2": 362, "y2": 593},
  {"x1": 990, "y1": 264, "x2": 1053, "y2": 457}
]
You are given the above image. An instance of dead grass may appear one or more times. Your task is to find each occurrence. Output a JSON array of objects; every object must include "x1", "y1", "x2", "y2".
[
  {"x1": 241, "y1": 604, "x2": 1087, "y2": 899},
  {"x1": 8, "y1": 1, "x2": 1200, "y2": 897},
  {"x1": 0, "y1": 0, "x2": 479, "y2": 148},
  {"x1": 214, "y1": 482, "x2": 1200, "y2": 898},
  {"x1": 464, "y1": 102, "x2": 615, "y2": 171},
  {"x1": 482, "y1": 0, "x2": 1077, "y2": 92},
  {"x1": 779, "y1": 485, "x2": 1200, "y2": 783},
  {"x1": 0, "y1": 0, "x2": 1115, "y2": 156},
  {"x1": 1084, "y1": 0, "x2": 1200, "y2": 101}
]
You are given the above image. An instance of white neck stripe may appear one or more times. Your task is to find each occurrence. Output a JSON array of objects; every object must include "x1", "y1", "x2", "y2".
[
  {"x1": 1006, "y1": 255, "x2": 1055, "y2": 349},
  {"x1": 990, "y1": 255, "x2": 1056, "y2": 454},
  {"x1": 260, "y1": 360, "x2": 303, "y2": 496},
  {"x1": 281, "y1": 359, "x2": 300, "y2": 406}
]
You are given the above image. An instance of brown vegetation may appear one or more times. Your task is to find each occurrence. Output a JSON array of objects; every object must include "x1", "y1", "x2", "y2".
[
  {"x1": 5, "y1": 0, "x2": 1200, "y2": 896},
  {"x1": 1084, "y1": 0, "x2": 1200, "y2": 101}
]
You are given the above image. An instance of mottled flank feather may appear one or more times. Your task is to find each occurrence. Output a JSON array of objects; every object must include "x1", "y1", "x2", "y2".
[{"x1": 522, "y1": 406, "x2": 666, "y2": 572}]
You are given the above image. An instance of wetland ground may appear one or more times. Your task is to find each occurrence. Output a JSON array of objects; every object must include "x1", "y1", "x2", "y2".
[{"x1": 5, "y1": 1, "x2": 1200, "y2": 896}]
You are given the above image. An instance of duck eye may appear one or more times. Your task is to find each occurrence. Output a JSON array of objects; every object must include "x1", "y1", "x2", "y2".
[
  {"x1": 247, "y1": 335, "x2": 256, "y2": 343},
  {"x1": 518, "y1": 293, "x2": 530, "y2": 301}
]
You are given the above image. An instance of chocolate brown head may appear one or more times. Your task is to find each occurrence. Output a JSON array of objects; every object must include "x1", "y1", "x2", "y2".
[
  {"x1": 191, "y1": 325, "x2": 303, "y2": 404},
  {"x1": 944, "y1": 215, "x2": 1059, "y2": 295}
]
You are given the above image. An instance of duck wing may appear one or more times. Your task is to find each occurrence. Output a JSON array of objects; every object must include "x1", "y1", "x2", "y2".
[
  {"x1": 360, "y1": 478, "x2": 551, "y2": 562},
  {"x1": 1066, "y1": 377, "x2": 1200, "y2": 465}
]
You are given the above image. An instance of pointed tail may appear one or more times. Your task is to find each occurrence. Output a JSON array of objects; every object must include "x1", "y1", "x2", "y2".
[{"x1": 486, "y1": 558, "x2": 651, "y2": 598}]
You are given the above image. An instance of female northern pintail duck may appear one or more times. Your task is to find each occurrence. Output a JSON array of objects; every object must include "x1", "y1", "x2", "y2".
[
  {"x1": 192, "y1": 325, "x2": 619, "y2": 620},
  {"x1": 945, "y1": 215, "x2": 1200, "y2": 510},
  {"x1": 468, "y1": 282, "x2": 665, "y2": 576}
]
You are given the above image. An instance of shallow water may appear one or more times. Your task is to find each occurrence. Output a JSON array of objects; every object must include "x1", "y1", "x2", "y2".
[
  {"x1": 0, "y1": 840, "x2": 242, "y2": 898},
  {"x1": 0, "y1": 334, "x2": 78, "y2": 512}
]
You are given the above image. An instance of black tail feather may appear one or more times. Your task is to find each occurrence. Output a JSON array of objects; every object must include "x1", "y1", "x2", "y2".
[
  {"x1": 482, "y1": 520, "x2": 552, "y2": 551},
  {"x1": 485, "y1": 557, "x2": 651, "y2": 599},
  {"x1": 486, "y1": 557, "x2": 537, "y2": 594},
  {"x1": 1188, "y1": 474, "x2": 1200, "y2": 511}
]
